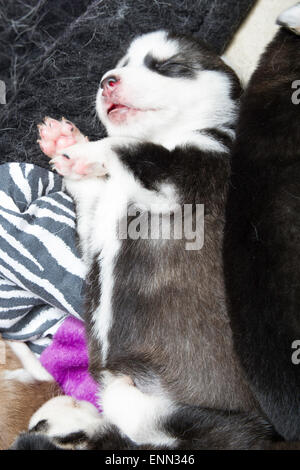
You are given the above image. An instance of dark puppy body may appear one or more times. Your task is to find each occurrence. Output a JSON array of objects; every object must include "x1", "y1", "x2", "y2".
[
  {"x1": 86, "y1": 143, "x2": 256, "y2": 410},
  {"x1": 224, "y1": 24, "x2": 300, "y2": 440}
]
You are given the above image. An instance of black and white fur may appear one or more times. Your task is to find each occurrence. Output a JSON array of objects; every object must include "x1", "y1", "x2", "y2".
[{"x1": 13, "y1": 30, "x2": 281, "y2": 450}]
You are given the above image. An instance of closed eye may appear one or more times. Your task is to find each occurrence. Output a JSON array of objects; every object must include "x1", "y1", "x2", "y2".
[
  {"x1": 144, "y1": 53, "x2": 195, "y2": 78},
  {"x1": 158, "y1": 60, "x2": 192, "y2": 75}
]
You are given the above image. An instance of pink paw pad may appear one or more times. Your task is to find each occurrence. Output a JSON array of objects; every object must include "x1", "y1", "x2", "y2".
[
  {"x1": 50, "y1": 154, "x2": 107, "y2": 179},
  {"x1": 50, "y1": 155, "x2": 74, "y2": 176},
  {"x1": 37, "y1": 117, "x2": 88, "y2": 158},
  {"x1": 73, "y1": 160, "x2": 91, "y2": 176}
]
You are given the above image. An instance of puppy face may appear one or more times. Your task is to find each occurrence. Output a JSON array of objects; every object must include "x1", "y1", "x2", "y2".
[{"x1": 96, "y1": 30, "x2": 237, "y2": 143}]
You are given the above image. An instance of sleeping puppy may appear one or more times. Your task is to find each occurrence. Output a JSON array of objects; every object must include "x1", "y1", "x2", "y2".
[
  {"x1": 224, "y1": 2, "x2": 300, "y2": 442},
  {"x1": 0, "y1": 338, "x2": 61, "y2": 449},
  {"x1": 15, "y1": 30, "x2": 279, "y2": 449}
]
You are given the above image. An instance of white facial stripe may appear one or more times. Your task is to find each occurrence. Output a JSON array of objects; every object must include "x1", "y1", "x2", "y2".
[
  {"x1": 126, "y1": 30, "x2": 179, "y2": 65},
  {"x1": 104, "y1": 31, "x2": 178, "y2": 81}
]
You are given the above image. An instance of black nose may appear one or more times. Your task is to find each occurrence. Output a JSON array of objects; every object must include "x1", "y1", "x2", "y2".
[{"x1": 100, "y1": 75, "x2": 119, "y2": 89}]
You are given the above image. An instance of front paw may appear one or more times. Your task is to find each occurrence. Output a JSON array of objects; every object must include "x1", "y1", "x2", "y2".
[
  {"x1": 50, "y1": 142, "x2": 108, "y2": 180},
  {"x1": 38, "y1": 117, "x2": 88, "y2": 158}
]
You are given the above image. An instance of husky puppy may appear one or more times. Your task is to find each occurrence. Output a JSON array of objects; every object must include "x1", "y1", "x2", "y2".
[
  {"x1": 15, "y1": 30, "x2": 278, "y2": 449},
  {"x1": 224, "y1": 2, "x2": 300, "y2": 443}
]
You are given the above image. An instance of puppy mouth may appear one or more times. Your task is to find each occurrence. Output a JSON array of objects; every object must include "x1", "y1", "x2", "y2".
[
  {"x1": 107, "y1": 102, "x2": 133, "y2": 115},
  {"x1": 104, "y1": 99, "x2": 157, "y2": 122}
]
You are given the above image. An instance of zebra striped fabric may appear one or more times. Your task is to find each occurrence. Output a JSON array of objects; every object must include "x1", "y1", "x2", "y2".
[{"x1": 0, "y1": 163, "x2": 86, "y2": 355}]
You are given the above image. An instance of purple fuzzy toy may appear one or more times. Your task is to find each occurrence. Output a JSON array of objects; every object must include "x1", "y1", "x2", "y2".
[{"x1": 40, "y1": 316, "x2": 101, "y2": 412}]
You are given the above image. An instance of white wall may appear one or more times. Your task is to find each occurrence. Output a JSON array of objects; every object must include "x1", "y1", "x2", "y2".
[{"x1": 224, "y1": 0, "x2": 296, "y2": 84}]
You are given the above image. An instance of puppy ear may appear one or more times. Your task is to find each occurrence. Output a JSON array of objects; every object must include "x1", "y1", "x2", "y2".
[
  {"x1": 10, "y1": 432, "x2": 61, "y2": 450},
  {"x1": 277, "y1": 3, "x2": 300, "y2": 35}
]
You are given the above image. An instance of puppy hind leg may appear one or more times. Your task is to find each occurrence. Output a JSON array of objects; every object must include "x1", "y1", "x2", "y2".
[
  {"x1": 100, "y1": 374, "x2": 177, "y2": 448},
  {"x1": 163, "y1": 405, "x2": 278, "y2": 450},
  {"x1": 98, "y1": 376, "x2": 278, "y2": 450}
]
